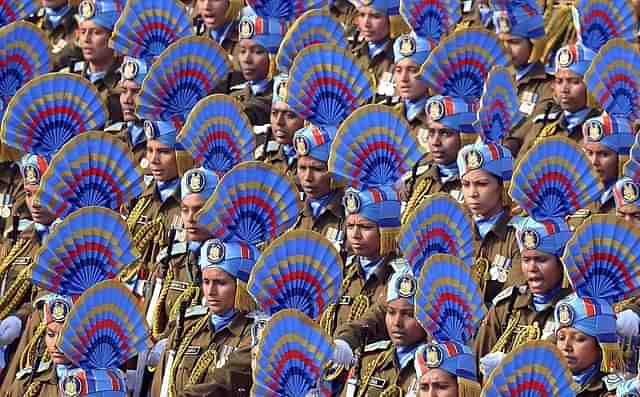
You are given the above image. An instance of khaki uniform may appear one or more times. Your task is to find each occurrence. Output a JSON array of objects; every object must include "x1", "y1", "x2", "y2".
[
  {"x1": 457, "y1": 1, "x2": 487, "y2": 29},
  {"x1": 330, "y1": 0, "x2": 357, "y2": 36},
  {"x1": 230, "y1": 82, "x2": 273, "y2": 127},
  {"x1": 349, "y1": 39, "x2": 394, "y2": 89},
  {"x1": 577, "y1": 372, "x2": 622, "y2": 397},
  {"x1": 519, "y1": 106, "x2": 600, "y2": 156},
  {"x1": 0, "y1": 162, "x2": 26, "y2": 240},
  {"x1": 293, "y1": 189, "x2": 346, "y2": 253},
  {"x1": 473, "y1": 284, "x2": 572, "y2": 359},
  {"x1": 340, "y1": 340, "x2": 418, "y2": 397},
  {"x1": 472, "y1": 209, "x2": 524, "y2": 305},
  {"x1": 335, "y1": 302, "x2": 388, "y2": 351},
  {"x1": 26, "y1": 6, "x2": 81, "y2": 71},
  {"x1": 150, "y1": 307, "x2": 253, "y2": 397},
  {"x1": 400, "y1": 159, "x2": 463, "y2": 224},
  {"x1": 5, "y1": 361, "x2": 59, "y2": 397},
  {"x1": 61, "y1": 60, "x2": 124, "y2": 124},
  {"x1": 104, "y1": 122, "x2": 149, "y2": 174},
  {"x1": 320, "y1": 255, "x2": 398, "y2": 337},
  {"x1": 504, "y1": 62, "x2": 556, "y2": 157},
  {"x1": 121, "y1": 181, "x2": 182, "y2": 285},
  {"x1": 144, "y1": 244, "x2": 200, "y2": 340},
  {"x1": 393, "y1": 103, "x2": 429, "y2": 151},
  {"x1": 253, "y1": 137, "x2": 298, "y2": 184}
]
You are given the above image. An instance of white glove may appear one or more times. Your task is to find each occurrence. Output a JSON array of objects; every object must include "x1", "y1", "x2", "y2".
[
  {"x1": 0, "y1": 316, "x2": 22, "y2": 346},
  {"x1": 332, "y1": 339, "x2": 354, "y2": 367},
  {"x1": 616, "y1": 310, "x2": 640, "y2": 337},
  {"x1": 479, "y1": 351, "x2": 506, "y2": 378},
  {"x1": 146, "y1": 338, "x2": 168, "y2": 367}
]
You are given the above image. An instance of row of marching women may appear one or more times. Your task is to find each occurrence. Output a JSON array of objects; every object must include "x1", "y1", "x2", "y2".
[{"x1": 1, "y1": 0, "x2": 640, "y2": 396}]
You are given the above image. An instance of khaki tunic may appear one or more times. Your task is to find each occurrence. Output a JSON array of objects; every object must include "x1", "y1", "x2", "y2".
[
  {"x1": 504, "y1": 62, "x2": 556, "y2": 157},
  {"x1": 339, "y1": 340, "x2": 418, "y2": 397},
  {"x1": 5, "y1": 362, "x2": 59, "y2": 397},
  {"x1": 230, "y1": 82, "x2": 273, "y2": 127},
  {"x1": 321, "y1": 255, "x2": 397, "y2": 337},
  {"x1": 456, "y1": 0, "x2": 486, "y2": 29},
  {"x1": 26, "y1": 7, "x2": 81, "y2": 71},
  {"x1": 472, "y1": 209, "x2": 524, "y2": 305},
  {"x1": 254, "y1": 139, "x2": 298, "y2": 184},
  {"x1": 121, "y1": 181, "x2": 182, "y2": 284},
  {"x1": 61, "y1": 60, "x2": 124, "y2": 124},
  {"x1": 473, "y1": 284, "x2": 572, "y2": 359},
  {"x1": 348, "y1": 39, "x2": 394, "y2": 89},
  {"x1": 104, "y1": 122, "x2": 149, "y2": 174},
  {"x1": 0, "y1": 162, "x2": 26, "y2": 241},
  {"x1": 293, "y1": 189, "x2": 346, "y2": 253},
  {"x1": 150, "y1": 308, "x2": 253, "y2": 397}
]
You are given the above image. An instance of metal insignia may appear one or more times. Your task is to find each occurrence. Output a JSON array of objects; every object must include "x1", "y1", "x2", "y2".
[
  {"x1": 276, "y1": 80, "x2": 287, "y2": 100},
  {"x1": 496, "y1": 13, "x2": 511, "y2": 33},
  {"x1": 343, "y1": 191, "x2": 361, "y2": 214},
  {"x1": 239, "y1": 19, "x2": 255, "y2": 40},
  {"x1": 78, "y1": 0, "x2": 96, "y2": 19},
  {"x1": 521, "y1": 229, "x2": 540, "y2": 251},
  {"x1": 586, "y1": 120, "x2": 603, "y2": 142},
  {"x1": 427, "y1": 99, "x2": 445, "y2": 121},
  {"x1": 622, "y1": 181, "x2": 640, "y2": 204},
  {"x1": 24, "y1": 164, "x2": 41, "y2": 185},
  {"x1": 396, "y1": 274, "x2": 416, "y2": 298},
  {"x1": 425, "y1": 343, "x2": 443, "y2": 368},
  {"x1": 187, "y1": 170, "x2": 206, "y2": 194},
  {"x1": 557, "y1": 47, "x2": 574, "y2": 68},
  {"x1": 294, "y1": 135, "x2": 310, "y2": 156},
  {"x1": 464, "y1": 149, "x2": 483, "y2": 170},
  {"x1": 50, "y1": 299, "x2": 70, "y2": 323},
  {"x1": 122, "y1": 60, "x2": 139, "y2": 80},
  {"x1": 63, "y1": 375, "x2": 82, "y2": 397},
  {"x1": 399, "y1": 35, "x2": 416, "y2": 57},
  {"x1": 557, "y1": 303, "x2": 574, "y2": 326},
  {"x1": 143, "y1": 120, "x2": 156, "y2": 140},
  {"x1": 207, "y1": 240, "x2": 225, "y2": 264}
]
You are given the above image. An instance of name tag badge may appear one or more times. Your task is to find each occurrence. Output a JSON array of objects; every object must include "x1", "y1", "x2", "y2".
[
  {"x1": 519, "y1": 91, "x2": 538, "y2": 116},
  {"x1": 369, "y1": 377, "x2": 387, "y2": 389},
  {"x1": 339, "y1": 296, "x2": 353, "y2": 305},
  {"x1": 14, "y1": 257, "x2": 31, "y2": 266},
  {"x1": 169, "y1": 281, "x2": 189, "y2": 292},
  {"x1": 185, "y1": 346, "x2": 201, "y2": 356},
  {"x1": 463, "y1": 0, "x2": 473, "y2": 13}
]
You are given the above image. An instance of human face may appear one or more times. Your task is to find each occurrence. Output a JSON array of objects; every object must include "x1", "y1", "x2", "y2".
[
  {"x1": 119, "y1": 79, "x2": 141, "y2": 122},
  {"x1": 297, "y1": 156, "x2": 331, "y2": 199},
  {"x1": 426, "y1": 122, "x2": 461, "y2": 165},
  {"x1": 181, "y1": 194, "x2": 212, "y2": 242},
  {"x1": 582, "y1": 142, "x2": 618, "y2": 186},
  {"x1": 632, "y1": 0, "x2": 640, "y2": 16},
  {"x1": 394, "y1": 58, "x2": 428, "y2": 102},
  {"x1": 202, "y1": 267, "x2": 236, "y2": 315},
  {"x1": 520, "y1": 250, "x2": 562, "y2": 295},
  {"x1": 461, "y1": 169, "x2": 503, "y2": 219},
  {"x1": 385, "y1": 298, "x2": 427, "y2": 347},
  {"x1": 41, "y1": 0, "x2": 67, "y2": 9},
  {"x1": 617, "y1": 206, "x2": 640, "y2": 226},
  {"x1": 356, "y1": 7, "x2": 390, "y2": 44},
  {"x1": 499, "y1": 34, "x2": 532, "y2": 68},
  {"x1": 346, "y1": 214, "x2": 380, "y2": 259},
  {"x1": 556, "y1": 327, "x2": 601, "y2": 373},
  {"x1": 77, "y1": 20, "x2": 114, "y2": 68},
  {"x1": 146, "y1": 140, "x2": 178, "y2": 182},
  {"x1": 196, "y1": 0, "x2": 229, "y2": 30},
  {"x1": 46, "y1": 322, "x2": 70, "y2": 365},
  {"x1": 419, "y1": 368, "x2": 459, "y2": 397},
  {"x1": 270, "y1": 102, "x2": 303, "y2": 145},
  {"x1": 25, "y1": 184, "x2": 56, "y2": 225},
  {"x1": 238, "y1": 39, "x2": 270, "y2": 82},
  {"x1": 554, "y1": 69, "x2": 588, "y2": 113}
]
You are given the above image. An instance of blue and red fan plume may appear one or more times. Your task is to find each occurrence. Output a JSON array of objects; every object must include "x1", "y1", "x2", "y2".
[
  {"x1": 110, "y1": 0, "x2": 192, "y2": 63},
  {"x1": 399, "y1": 0, "x2": 461, "y2": 47},
  {"x1": 136, "y1": 37, "x2": 232, "y2": 128},
  {"x1": 195, "y1": 161, "x2": 302, "y2": 246},
  {"x1": 34, "y1": 132, "x2": 145, "y2": 219},
  {"x1": 248, "y1": 230, "x2": 343, "y2": 320},
  {"x1": 177, "y1": 94, "x2": 254, "y2": 176},
  {"x1": 562, "y1": 214, "x2": 640, "y2": 304},
  {"x1": 0, "y1": 0, "x2": 38, "y2": 26},
  {"x1": 573, "y1": 0, "x2": 636, "y2": 54},
  {"x1": 275, "y1": 9, "x2": 346, "y2": 73},
  {"x1": 252, "y1": 309, "x2": 333, "y2": 397},
  {"x1": 475, "y1": 66, "x2": 522, "y2": 144},
  {"x1": 419, "y1": 28, "x2": 510, "y2": 101},
  {"x1": 57, "y1": 280, "x2": 151, "y2": 369},
  {"x1": 286, "y1": 43, "x2": 375, "y2": 136},
  {"x1": 399, "y1": 193, "x2": 477, "y2": 275},
  {"x1": 328, "y1": 104, "x2": 425, "y2": 189},
  {"x1": 509, "y1": 137, "x2": 603, "y2": 220},
  {"x1": 0, "y1": 22, "x2": 50, "y2": 118},
  {"x1": 416, "y1": 254, "x2": 486, "y2": 345},
  {"x1": 31, "y1": 207, "x2": 138, "y2": 297},
  {"x1": 245, "y1": 0, "x2": 327, "y2": 21},
  {"x1": 480, "y1": 341, "x2": 578, "y2": 397},
  {"x1": 1, "y1": 72, "x2": 107, "y2": 159}
]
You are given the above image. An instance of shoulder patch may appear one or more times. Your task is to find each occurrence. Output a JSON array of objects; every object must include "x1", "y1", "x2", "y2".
[
  {"x1": 401, "y1": 164, "x2": 431, "y2": 183},
  {"x1": 72, "y1": 61, "x2": 86, "y2": 73},
  {"x1": 155, "y1": 242, "x2": 188, "y2": 263},
  {"x1": 230, "y1": 83, "x2": 248, "y2": 91},
  {"x1": 253, "y1": 124, "x2": 270, "y2": 135},
  {"x1": 104, "y1": 122, "x2": 126, "y2": 132},
  {"x1": 185, "y1": 305, "x2": 208, "y2": 318},
  {"x1": 603, "y1": 374, "x2": 624, "y2": 392},
  {"x1": 533, "y1": 112, "x2": 560, "y2": 123},
  {"x1": 364, "y1": 340, "x2": 392, "y2": 352},
  {"x1": 492, "y1": 286, "x2": 516, "y2": 306}
]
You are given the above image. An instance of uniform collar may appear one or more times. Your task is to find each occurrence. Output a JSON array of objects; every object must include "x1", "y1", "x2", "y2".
[
  {"x1": 563, "y1": 108, "x2": 591, "y2": 132},
  {"x1": 396, "y1": 343, "x2": 421, "y2": 370},
  {"x1": 601, "y1": 183, "x2": 615, "y2": 206},
  {"x1": 573, "y1": 364, "x2": 600, "y2": 387},
  {"x1": 436, "y1": 162, "x2": 459, "y2": 185},
  {"x1": 405, "y1": 97, "x2": 427, "y2": 122},
  {"x1": 517, "y1": 62, "x2": 551, "y2": 87},
  {"x1": 249, "y1": 79, "x2": 270, "y2": 96},
  {"x1": 209, "y1": 21, "x2": 233, "y2": 45},
  {"x1": 156, "y1": 178, "x2": 180, "y2": 203},
  {"x1": 515, "y1": 63, "x2": 536, "y2": 82},
  {"x1": 368, "y1": 39, "x2": 390, "y2": 59},
  {"x1": 127, "y1": 121, "x2": 146, "y2": 147},
  {"x1": 210, "y1": 309, "x2": 237, "y2": 332},
  {"x1": 532, "y1": 282, "x2": 562, "y2": 311},
  {"x1": 475, "y1": 209, "x2": 506, "y2": 240}
]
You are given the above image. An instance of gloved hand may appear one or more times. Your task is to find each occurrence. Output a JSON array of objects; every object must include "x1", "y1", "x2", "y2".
[
  {"x1": 332, "y1": 339, "x2": 354, "y2": 367},
  {"x1": 479, "y1": 351, "x2": 506, "y2": 378},
  {"x1": 617, "y1": 378, "x2": 640, "y2": 397},
  {"x1": 0, "y1": 316, "x2": 22, "y2": 346},
  {"x1": 147, "y1": 338, "x2": 168, "y2": 368},
  {"x1": 616, "y1": 310, "x2": 640, "y2": 337}
]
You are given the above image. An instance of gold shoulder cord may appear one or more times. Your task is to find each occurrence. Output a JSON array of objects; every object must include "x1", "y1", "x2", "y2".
[
  {"x1": 19, "y1": 321, "x2": 47, "y2": 371},
  {"x1": 0, "y1": 264, "x2": 33, "y2": 320},
  {"x1": 358, "y1": 345, "x2": 395, "y2": 397},
  {"x1": 512, "y1": 321, "x2": 541, "y2": 349},
  {"x1": 401, "y1": 178, "x2": 433, "y2": 225},
  {"x1": 151, "y1": 267, "x2": 174, "y2": 340},
  {"x1": 24, "y1": 380, "x2": 43, "y2": 397},
  {"x1": 169, "y1": 286, "x2": 201, "y2": 323},
  {"x1": 489, "y1": 311, "x2": 540, "y2": 355},
  {"x1": 489, "y1": 311, "x2": 521, "y2": 354},
  {"x1": 168, "y1": 314, "x2": 210, "y2": 397},
  {"x1": 0, "y1": 239, "x2": 30, "y2": 280},
  {"x1": 188, "y1": 346, "x2": 218, "y2": 385},
  {"x1": 126, "y1": 197, "x2": 152, "y2": 231},
  {"x1": 320, "y1": 261, "x2": 360, "y2": 335}
]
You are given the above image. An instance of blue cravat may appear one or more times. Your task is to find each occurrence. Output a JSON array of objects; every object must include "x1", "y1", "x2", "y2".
[
  {"x1": 367, "y1": 40, "x2": 389, "y2": 59},
  {"x1": 405, "y1": 98, "x2": 427, "y2": 122},
  {"x1": 157, "y1": 178, "x2": 179, "y2": 203},
  {"x1": 309, "y1": 193, "x2": 333, "y2": 219},
  {"x1": 188, "y1": 240, "x2": 203, "y2": 253},
  {"x1": 573, "y1": 363, "x2": 599, "y2": 386},
  {"x1": 396, "y1": 344, "x2": 421, "y2": 370},
  {"x1": 532, "y1": 283, "x2": 561, "y2": 312},
  {"x1": 563, "y1": 108, "x2": 591, "y2": 132},
  {"x1": 600, "y1": 183, "x2": 615, "y2": 206},
  {"x1": 45, "y1": 5, "x2": 70, "y2": 29},
  {"x1": 34, "y1": 222, "x2": 50, "y2": 241},
  {"x1": 86, "y1": 70, "x2": 106, "y2": 84},
  {"x1": 358, "y1": 256, "x2": 382, "y2": 282},
  {"x1": 436, "y1": 162, "x2": 460, "y2": 184},
  {"x1": 210, "y1": 309, "x2": 236, "y2": 332},
  {"x1": 249, "y1": 79, "x2": 270, "y2": 96},
  {"x1": 282, "y1": 144, "x2": 296, "y2": 166},
  {"x1": 209, "y1": 22, "x2": 232, "y2": 44},
  {"x1": 475, "y1": 210, "x2": 505, "y2": 240},
  {"x1": 515, "y1": 63, "x2": 535, "y2": 82},
  {"x1": 128, "y1": 122, "x2": 146, "y2": 147}
]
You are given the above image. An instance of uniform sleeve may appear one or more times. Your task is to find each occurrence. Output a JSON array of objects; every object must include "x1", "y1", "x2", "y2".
[
  {"x1": 473, "y1": 304, "x2": 504, "y2": 360},
  {"x1": 334, "y1": 302, "x2": 387, "y2": 350}
]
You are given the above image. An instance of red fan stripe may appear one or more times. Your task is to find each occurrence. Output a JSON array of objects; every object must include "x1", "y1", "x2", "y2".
[
  {"x1": 584, "y1": 11, "x2": 618, "y2": 35},
  {"x1": 50, "y1": 242, "x2": 117, "y2": 288},
  {"x1": 196, "y1": 130, "x2": 241, "y2": 162},
  {"x1": 304, "y1": 77, "x2": 357, "y2": 107},
  {"x1": 529, "y1": 171, "x2": 580, "y2": 209},
  {"x1": 414, "y1": 0, "x2": 447, "y2": 23},
  {"x1": 584, "y1": 299, "x2": 596, "y2": 317},
  {"x1": 78, "y1": 318, "x2": 131, "y2": 352},
  {"x1": 371, "y1": 188, "x2": 383, "y2": 203},
  {"x1": 139, "y1": 21, "x2": 176, "y2": 43},
  {"x1": 225, "y1": 196, "x2": 277, "y2": 234},
  {"x1": 310, "y1": 127, "x2": 325, "y2": 145},
  {"x1": 269, "y1": 350, "x2": 319, "y2": 389},
  {"x1": 63, "y1": 167, "x2": 124, "y2": 205},
  {"x1": 579, "y1": 252, "x2": 635, "y2": 290},
  {"x1": 26, "y1": 106, "x2": 85, "y2": 147},
  {"x1": 543, "y1": 221, "x2": 556, "y2": 235},
  {"x1": 410, "y1": 228, "x2": 457, "y2": 262},
  {"x1": 1, "y1": 4, "x2": 16, "y2": 21},
  {"x1": 0, "y1": 54, "x2": 33, "y2": 79},
  {"x1": 487, "y1": 143, "x2": 500, "y2": 160},
  {"x1": 448, "y1": 58, "x2": 488, "y2": 82},
  {"x1": 512, "y1": 380, "x2": 549, "y2": 397},
  {"x1": 352, "y1": 141, "x2": 402, "y2": 179},
  {"x1": 432, "y1": 292, "x2": 468, "y2": 323},
  {"x1": 162, "y1": 69, "x2": 213, "y2": 100},
  {"x1": 444, "y1": 341, "x2": 460, "y2": 355},
  {"x1": 240, "y1": 243, "x2": 250, "y2": 259},
  {"x1": 270, "y1": 270, "x2": 325, "y2": 310},
  {"x1": 600, "y1": 74, "x2": 637, "y2": 105}
]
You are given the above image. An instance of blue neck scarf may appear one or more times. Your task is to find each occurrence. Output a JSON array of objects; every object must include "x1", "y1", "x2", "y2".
[
  {"x1": 437, "y1": 162, "x2": 460, "y2": 184},
  {"x1": 532, "y1": 282, "x2": 562, "y2": 312},
  {"x1": 188, "y1": 240, "x2": 203, "y2": 253},
  {"x1": 210, "y1": 308, "x2": 236, "y2": 332},
  {"x1": 86, "y1": 70, "x2": 107, "y2": 84},
  {"x1": 368, "y1": 40, "x2": 389, "y2": 59},
  {"x1": 209, "y1": 21, "x2": 232, "y2": 44},
  {"x1": 309, "y1": 192, "x2": 333, "y2": 219},
  {"x1": 282, "y1": 144, "x2": 296, "y2": 166},
  {"x1": 55, "y1": 364, "x2": 71, "y2": 382},
  {"x1": 515, "y1": 63, "x2": 535, "y2": 82},
  {"x1": 45, "y1": 5, "x2": 70, "y2": 29},
  {"x1": 405, "y1": 97, "x2": 427, "y2": 122},
  {"x1": 34, "y1": 222, "x2": 50, "y2": 241},
  {"x1": 249, "y1": 79, "x2": 270, "y2": 96},
  {"x1": 157, "y1": 178, "x2": 179, "y2": 203},
  {"x1": 573, "y1": 363, "x2": 599, "y2": 387},
  {"x1": 396, "y1": 344, "x2": 421, "y2": 370},
  {"x1": 127, "y1": 122, "x2": 146, "y2": 147},
  {"x1": 475, "y1": 210, "x2": 505, "y2": 240},
  {"x1": 563, "y1": 108, "x2": 591, "y2": 132},
  {"x1": 358, "y1": 256, "x2": 382, "y2": 282},
  {"x1": 601, "y1": 183, "x2": 615, "y2": 206}
]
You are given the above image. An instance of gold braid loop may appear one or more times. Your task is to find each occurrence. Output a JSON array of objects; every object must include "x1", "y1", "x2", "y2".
[
  {"x1": 0, "y1": 238, "x2": 30, "y2": 279},
  {"x1": 169, "y1": 314, "x2": 210, "y2": 397},
  {"x1": 401, "y1": 178, "x2": 433, "y2": 225},
  {"x1": 188, "y1": 347, "x2": 218, "y2": 386},
  {"x1": 19, "y1": 321, "x2": 47, "y2": 371},
  {"x1": 357, "y1": 345, "x2": 395, "y2": 397},
  {"x1": 151, "y1": 267, "x2": 174, "y2": 340},
  {"x1": 490, "y1": 311, "x2": 522, "y2": 354},
  {"x1": 169, "y1": 286, "x2": 201, "y2": 323},
  {"x1": 0, "y1": 265, "x2": 33, "y2": 320},
  {"x1": 380, "y1": 385, "x2": 403, "y2": 397},
  {"x1": 126, "y1": 197, "x2": 152, "y2": 231},
  {"x1": 512, "y1": 321, "x2": 541, "y2": 350},
  {"x1": 24, "y1": 380, "x2": 43, "y2": 397},
  {"x1": 320, "y1": 260, "x2": 360, "y2": 336},
  {"x1": 348, "y1": 295, "x2": 370, "y2": 322}
]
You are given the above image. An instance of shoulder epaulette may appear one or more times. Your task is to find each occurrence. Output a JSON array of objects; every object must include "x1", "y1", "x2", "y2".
[
  {"x1": 492, "y1": 286, "x2": 517, "y2": 306},
  {"x1": 104, "y1": 122, "x2": 126, "y2": 132},
  {"x1": 185, "y1": 304, "x2": 208, "y2": 318},
  {"x1": 533, "y1": 111, "x2": 561, "y2": 124},
  {"x1": 364, "y1": 340, "x2": 392, "y2": 352},
  {"x1": 155, "y1": 242, "x2": 188, "y2": 264},
  {"x1": 603, "y1": 374, "x2": 624, "y2": 392},
  {"x1": 230, "y1": 83, "x2": 248, "y2": 91},
  {"x1": 388, "y1": 257, "x2": 409, "y2": 273},
  {"x1": 401, "y1": 164, "x2": 432, "y2": 183},
  {"x1": 16, "y1": 360, "x2": 51, "y2": 379}
]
